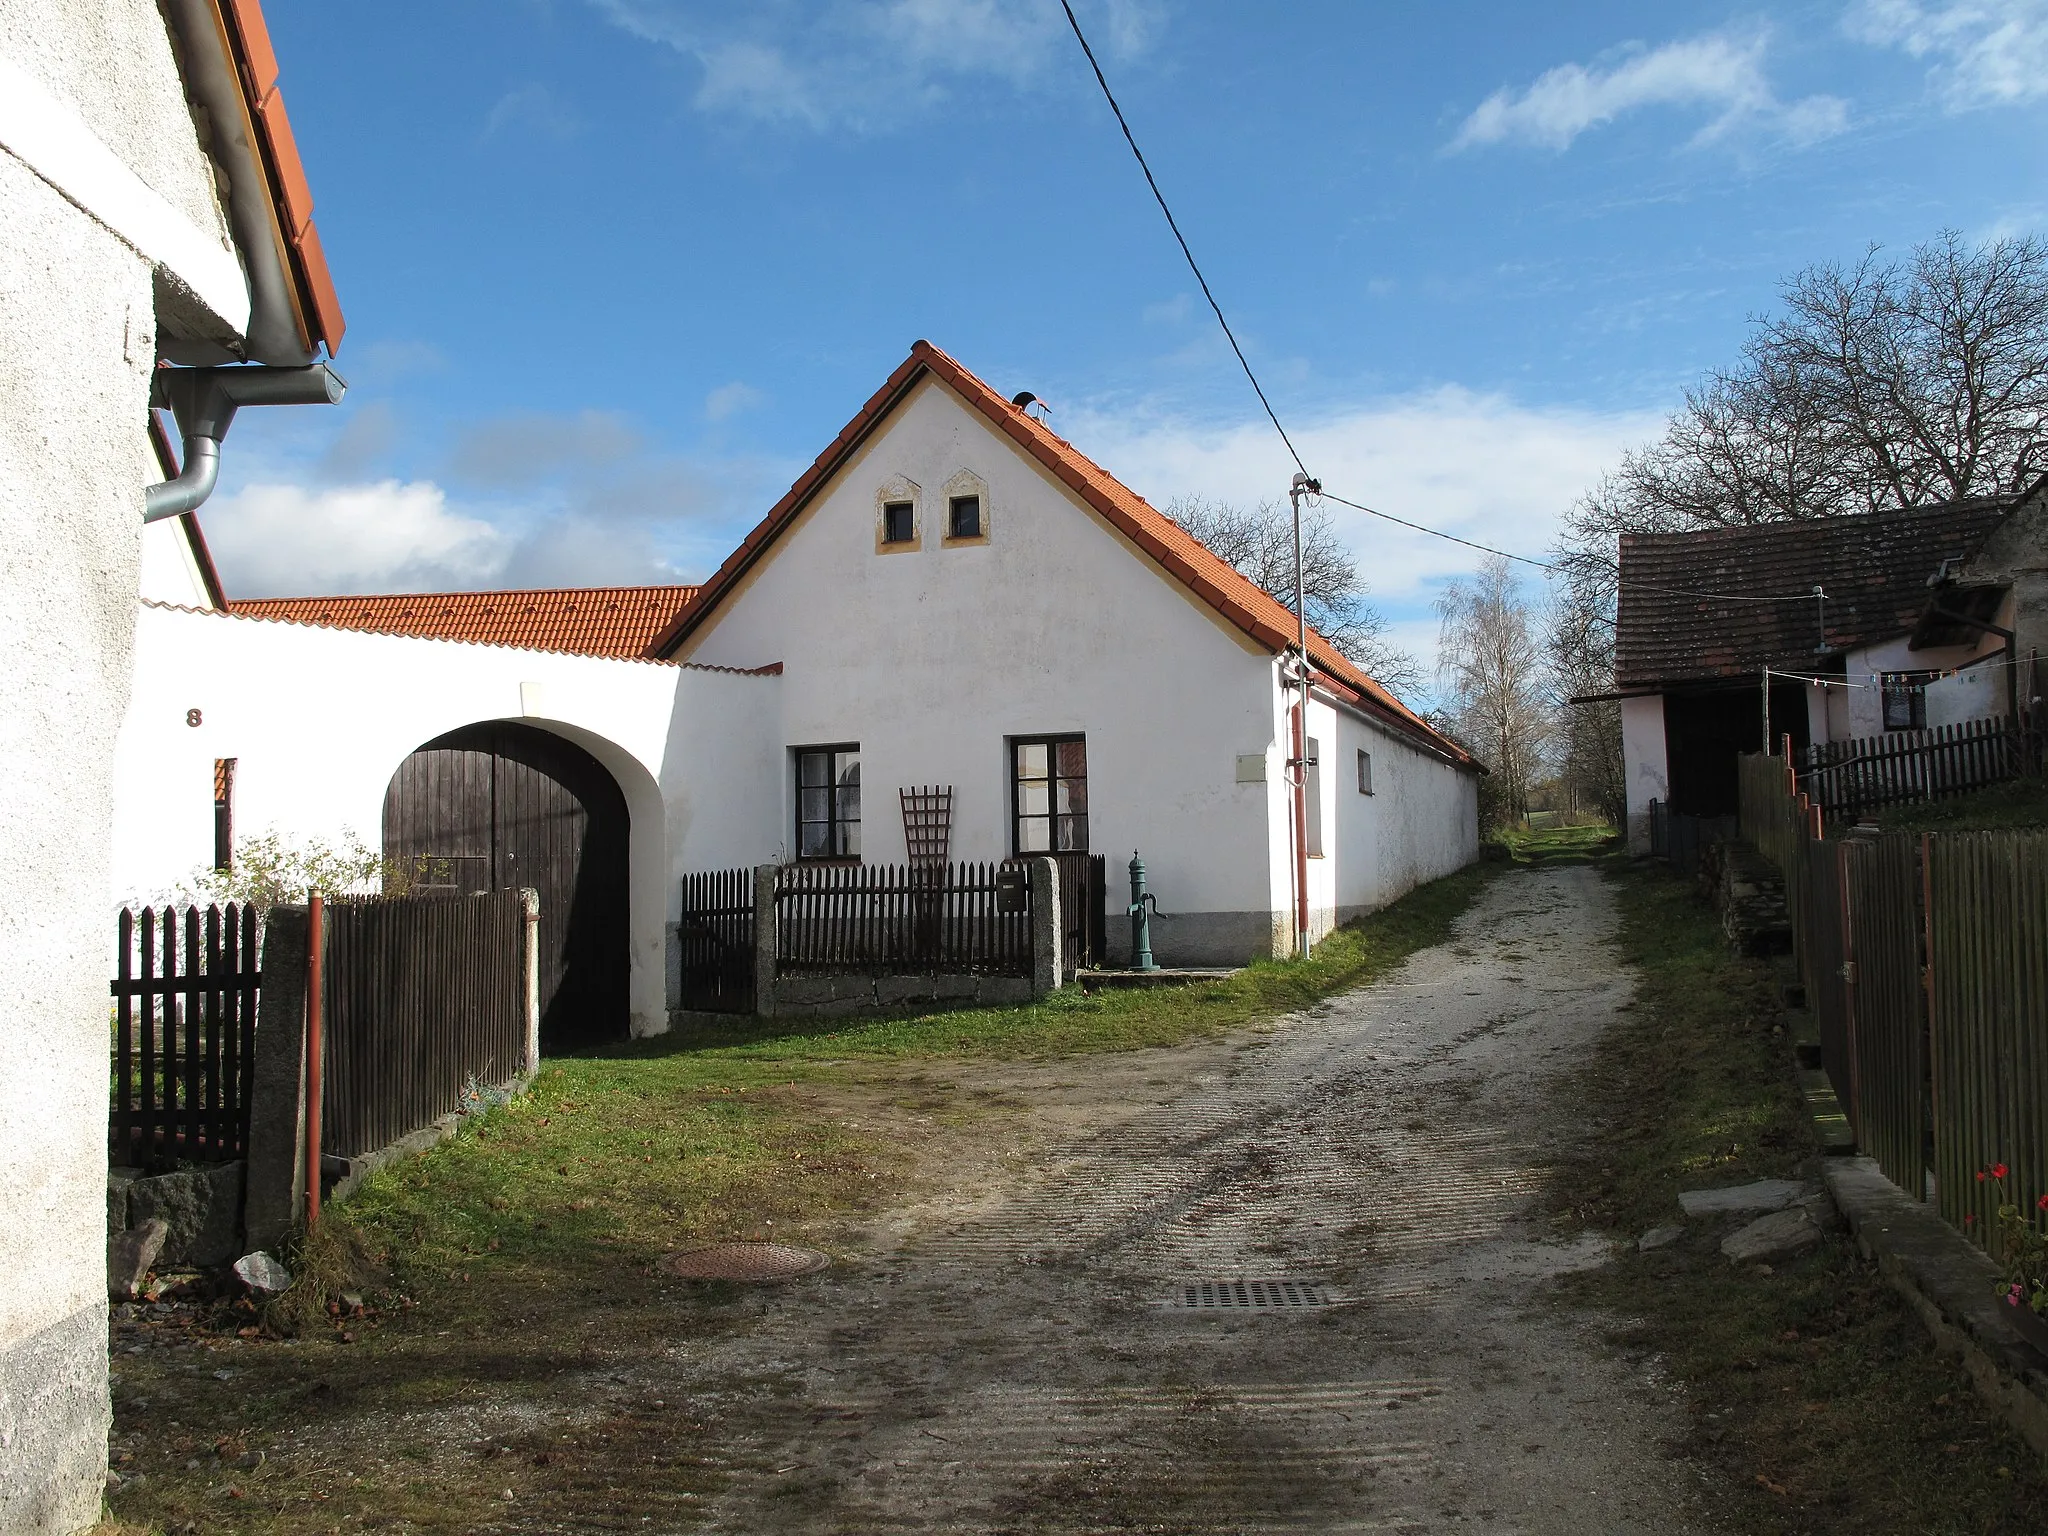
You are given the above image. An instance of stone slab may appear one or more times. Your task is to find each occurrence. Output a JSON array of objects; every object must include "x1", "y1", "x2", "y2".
[
  {"x1": 127, "y1": 1160, "x2": 242, "y2": 1267},
  {"x1": 1638, "y1": 1225, "x2": 1684, "y2": 1252},
  {"x1": 1677, "y1": 1179, "x2": 1816, "y2": 1218},
  {"x1": 107, "y1": 1218, "x2": 167, "y2": 1301},
  {"x1": 1722, "y1": 1206, "x2": 1824, "y2": 1264}
]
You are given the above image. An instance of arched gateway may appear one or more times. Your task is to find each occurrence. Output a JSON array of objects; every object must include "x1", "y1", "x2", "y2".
[{"x1": 382, "y1": 722, "x2": 629, "y2": 1051}]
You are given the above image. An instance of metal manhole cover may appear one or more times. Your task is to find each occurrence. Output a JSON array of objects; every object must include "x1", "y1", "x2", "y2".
[
  {"x1": 1174, "y1": 1279, "x2": 1330, "y2": 1309},
  {"x1": 659, "y1": 1243, "x2": 831, "y2": 1282}
]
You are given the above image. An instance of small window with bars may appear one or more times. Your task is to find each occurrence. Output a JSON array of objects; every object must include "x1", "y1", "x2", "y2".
[
  {"x1": 881, "y1": 501, "x2": 915, "y2": 546},
  {"x1": 795, "y1": 745, "x2": 861, "y2": 859},
  {"x1": 1012, "y1": 736, "x2": 1087, "y2": 853}
]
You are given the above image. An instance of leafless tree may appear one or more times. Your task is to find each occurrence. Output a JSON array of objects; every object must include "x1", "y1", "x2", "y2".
[
  {"x1": 1167, "y1": 495, "x2": 1423, "y2": 697},
  {"x1": 1551, "y1": 232, "x2": 2048, "y2": 800},
  {"x1": 1435, "y1": 556, "x2": 1553, "y2": 827},
  {"x1": 1546, "y1": 566, "x2": 1626, "y2": 827}
]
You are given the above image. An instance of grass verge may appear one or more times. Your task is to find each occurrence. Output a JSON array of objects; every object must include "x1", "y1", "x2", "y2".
[
  {"x1": 1549, "y1": 852, "x2": 2048, "y2": 1533},
  {"x1": 1875, "y1": 777, "x2": 2048, "y2": 833},
  {"x1": 106, "y1": 851, "x2": 1506, "y2": 1535}
]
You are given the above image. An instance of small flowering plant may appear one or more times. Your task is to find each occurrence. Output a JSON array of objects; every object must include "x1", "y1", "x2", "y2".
[{"x1": 1978, "y1": 1163, "x2": 2048, "y2": 1318}]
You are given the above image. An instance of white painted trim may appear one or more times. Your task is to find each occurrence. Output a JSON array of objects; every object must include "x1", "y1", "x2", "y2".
[{"x1": 0, "y1": 52, "x2": 249, "y2": 336}]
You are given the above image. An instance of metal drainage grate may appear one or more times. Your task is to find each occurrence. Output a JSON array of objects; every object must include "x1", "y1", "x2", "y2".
[
  {"x1": 1175, "y1": 1279, "x2": 1329, "y2": 1309},
  {"x1": 658, "y1": 1243, "x2": 831, "y2": 1283}
]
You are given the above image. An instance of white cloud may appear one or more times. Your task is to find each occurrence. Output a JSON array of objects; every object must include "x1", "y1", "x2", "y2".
[
  {"x1": 483, "y1": 83, "x2": 583, "y2": 140},
  {"x1": 1847, "y1": 0, "x2": 2048, "y2": 106},
  {"x1": 586, "y1": 0, "x2": 1158, "y2": 130},
  {"x1": 202, "y1": 480, "x2": 512, "y2": 596},
  {"x1": 705, "y1": 381, "x2": 766, "y2": 421},
  {"x1": 1067, "y1": 387, "x2": 1663, "y2": 685},
  {"x1": 1451, "y1": 31, "x2": 1848, "y2": 152}
]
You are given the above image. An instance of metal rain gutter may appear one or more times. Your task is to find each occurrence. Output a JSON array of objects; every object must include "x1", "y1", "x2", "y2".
[{"x1": 144, "y1": 363, "x2": 345, "y2": 522}]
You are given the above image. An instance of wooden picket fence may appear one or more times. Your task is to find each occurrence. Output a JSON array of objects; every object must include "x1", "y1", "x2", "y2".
[
  {"x1": 110, "y1": 903, "x2": 261, "y2": 1169},
  {"x1": 676, "y1": 867, "x2": 756, "y2": 1013},
  {"x1": 1798, "y1": 715, "x2": 2023, "y2": 819},
  {"x1": 1738, "y1": 754, "x2": 2048, "y2": 1248},
  {"x1": 775, "y1": 861, "x2": 1032, "y2": 976}
]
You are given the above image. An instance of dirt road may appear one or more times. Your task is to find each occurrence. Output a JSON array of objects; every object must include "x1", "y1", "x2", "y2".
[{"x1": 633, "y1": 864, "x2": 1704, "y2": 1534}]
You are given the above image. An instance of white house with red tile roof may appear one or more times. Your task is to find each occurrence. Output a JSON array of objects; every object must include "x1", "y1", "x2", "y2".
[{"x1": 114, "y1": 343, "x2": 1481, "y2": 1043}]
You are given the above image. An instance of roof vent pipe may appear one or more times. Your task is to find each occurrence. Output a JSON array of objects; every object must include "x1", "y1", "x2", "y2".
[{"x1": 144, "y1": 363, "x2": 347, "y2": 523}]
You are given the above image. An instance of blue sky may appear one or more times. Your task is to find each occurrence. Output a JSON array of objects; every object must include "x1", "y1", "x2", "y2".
[{"x1": 207, "y1": 0, "x2": 2048, "y2": 690}]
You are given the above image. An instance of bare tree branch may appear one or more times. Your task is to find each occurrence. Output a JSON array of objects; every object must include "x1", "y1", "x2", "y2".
[{"x1": 1166, "y1": 496, "x2": 1424, "y2": 698}]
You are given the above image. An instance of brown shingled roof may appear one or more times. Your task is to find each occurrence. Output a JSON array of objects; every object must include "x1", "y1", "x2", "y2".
[
  {"x1": 1614, "y1": 497, "x2": 2015, "y2": 690},
  {"x1": 230, "y1": 585, "x2": 698, "y2": 658},
  {"x1": 650, "y1": 341, "x2": 1474, "y2": 770}
]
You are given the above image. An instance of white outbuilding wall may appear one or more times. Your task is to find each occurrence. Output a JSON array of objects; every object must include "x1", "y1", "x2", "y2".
[
  {"x1": 114, "y1": 605, "x2": 783, "y2": 1036},
  {"x1": 677, "y1": 377, "x2": 1302, "y2": 964}
]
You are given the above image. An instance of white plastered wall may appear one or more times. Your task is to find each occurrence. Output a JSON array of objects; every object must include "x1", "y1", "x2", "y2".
[
  {"x1": 137, "y1": 516, "x2": 216, "y2": 608},
  {"x1": 1326, "y1": 693, "x2": 1480, "y2": 930},
  {"x1": 1, "y1": 3, "x2": 242, "y2": 1524},
  {"x1": 677, "y1": 378, "x2": 1291, "y2": 965},
  {"x1": 113, "y1": 607, "x2": 783, "y2": 1037},
  {"x1": 1621, "y1": 695, "x2": 1669, "y2": 854},
  {"x1": 1838, "y1": 630, "x2": 2004, "y2": 738}
]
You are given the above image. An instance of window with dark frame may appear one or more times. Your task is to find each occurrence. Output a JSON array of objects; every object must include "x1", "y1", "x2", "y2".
[
  {"x1": 948, "y1": 493, "x2": 982, "y2": 539},
  {"x1": 1881, "y1": 672, "x2": 1933, "y2": 732},
  {"x1": 795, "y1": 746, "x2": 861, "y2": 859},
  {"x1": 1357, "y1": 747, "x2": 1373, "y2": 795},
  {"x1": 881, "y1": 500, "x2": 915, "y2": 545},
  {"x1": 213, "y1": 757, "x2": 236, "y2": 871},
  {"x1": 1012, "y1": 736, "x2": 1087, "y2": 853}
]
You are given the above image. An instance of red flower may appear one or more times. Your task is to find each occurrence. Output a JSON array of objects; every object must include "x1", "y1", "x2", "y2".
[
  {"x1": 1965, "y1": 1213, "x2": 1977, "y2": 1224},
  {"x1": 1993, "y1": 1163, "x2": 2009, "y2": 1180},
  {"x1": 2037, "y1": 1193, "x2": 2048, "y2": 1211},
  {"x1": 1978, "y1": 1170, "x2": 1988, "y2": 1182}
]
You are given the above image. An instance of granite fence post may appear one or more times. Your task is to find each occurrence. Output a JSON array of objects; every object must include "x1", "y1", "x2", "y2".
[
  {"x1": 753, "y1": 864, "x2": 779, "y2": 1018},
  {"x1": 1029, "y1": 856, "x2": 1062, "y2": 999},
  {"x1": 242, "y1": 905, "x2": 308, "y2": 1255}
]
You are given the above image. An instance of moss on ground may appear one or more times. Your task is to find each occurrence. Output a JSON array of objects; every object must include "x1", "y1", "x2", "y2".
[{"x1": 1549, "y1": 853, "x2": 2048, "y2": 1533}]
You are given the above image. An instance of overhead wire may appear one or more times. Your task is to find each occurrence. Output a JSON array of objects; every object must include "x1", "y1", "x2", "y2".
[{"x1": 1056, "y1": 6, "x2": 1921, "y2": 621}]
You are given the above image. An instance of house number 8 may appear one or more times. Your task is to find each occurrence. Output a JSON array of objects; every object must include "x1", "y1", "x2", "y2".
[{"x1": 186, "y1": 708, "x2": 202, "y2": 727}]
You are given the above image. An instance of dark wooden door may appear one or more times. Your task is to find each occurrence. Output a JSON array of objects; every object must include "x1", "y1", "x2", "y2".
[{"x1": 383, "y1": 723, "x2": 629, "y2": 1051}]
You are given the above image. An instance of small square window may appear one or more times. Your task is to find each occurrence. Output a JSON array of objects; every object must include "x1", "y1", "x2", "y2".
[
  {"x1": 882, "y1": 501, "x2": 915, "y2": 545},
  {"x1": 948, "y1": 494, "x2": 982, "y2": 539},
  {"x1": 1357, "y1": 749, "x2": 1373, "y2": 795}
]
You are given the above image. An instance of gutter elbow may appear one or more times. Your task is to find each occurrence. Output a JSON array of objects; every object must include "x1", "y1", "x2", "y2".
[{"x1": 143, "y1": 436, "x2": 221, "y2": 522}]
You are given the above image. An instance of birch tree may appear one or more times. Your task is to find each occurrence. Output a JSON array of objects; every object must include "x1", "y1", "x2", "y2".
[{"x1": 1435, "y1": 556, "x2": 1553, "y2": 827}]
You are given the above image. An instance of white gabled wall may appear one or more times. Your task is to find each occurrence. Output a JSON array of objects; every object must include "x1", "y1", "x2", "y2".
[
  {"x1": 137, "y1": 517, "x2": 216, "y2": 609},
  {"x1": 679, "y1": 378, "x2": 1287, "y2": 964},
  {"x1": 1323, "y1": 693, "x2": 1479, "y2": 930},
  {"x1": 113, "y1": 606, "x2": 783, "y2": 1036}
]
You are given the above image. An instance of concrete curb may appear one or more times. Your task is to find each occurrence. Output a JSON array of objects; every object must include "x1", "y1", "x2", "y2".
[{"x1": 1822, "y1": 1155, "x2": 2048, "y2": 1460}]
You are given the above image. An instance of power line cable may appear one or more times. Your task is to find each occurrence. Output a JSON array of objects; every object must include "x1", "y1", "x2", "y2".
[
  {"x1": 1057, "y1": 0, "x2": 1308, "y2": 477},
  {"x1": 1057, "y1": 5, "x2": 1881, "y2": 617}
]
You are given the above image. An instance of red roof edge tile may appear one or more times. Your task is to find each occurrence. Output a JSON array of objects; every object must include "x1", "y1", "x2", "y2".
[
  {"x1": 650, "y1": 342, "x2": 1474, "y2": 770},
  {"x1": 217, "y1": 0, "x2": 345, "y2": 355}
]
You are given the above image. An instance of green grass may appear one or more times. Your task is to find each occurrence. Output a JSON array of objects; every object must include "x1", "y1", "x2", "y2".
[
  {"x1": 1876, "y1": 777, "x2": 2048, "y2": 833},
  {"x1": 1549, "y1": 854, "x2": 2048, "y2": 1533}
]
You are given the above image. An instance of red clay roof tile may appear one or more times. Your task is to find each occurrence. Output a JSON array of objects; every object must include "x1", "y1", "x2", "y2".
[{"x1": 229, "y1": 585, "x2": 699, "y2": 658}]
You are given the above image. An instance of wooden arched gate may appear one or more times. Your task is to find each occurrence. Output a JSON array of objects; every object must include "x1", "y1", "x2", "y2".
[{"x1": 383, "y1": 722, "x2": 629, "y2": 1051}]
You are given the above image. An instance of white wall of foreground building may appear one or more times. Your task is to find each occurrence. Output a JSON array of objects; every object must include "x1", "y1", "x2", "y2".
[
  {"x1": 0, "y1": 0, "x2": 245, "y2": 1524},
  {"x1": 673, "y1": 376, "x2": 1477, "y2": 964},
  {"x1": 1324, "y1": 691, "x2": 1480, "y2": 931},
  {"x1": 114, "y1": 605, "x2": 783, "y2": 1036}
]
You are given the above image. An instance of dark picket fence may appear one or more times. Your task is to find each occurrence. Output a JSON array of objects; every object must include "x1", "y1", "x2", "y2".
[
  {"x1": 676, "y1": 867, "x2": 756, "y2": 1013},
  {"x1": 1798, "y1": 716, "x2": 2023, "y2": 819},
  {"x1": 110, "y1": 903, "x2": 261, "y2": 1169},
  {"x1": 775, "y1": 861, "x2": 1032, "y2": 976},
  {"x1": 319, "y1": 891, "x2": 530, "y2": 1162},
  {"x1": 1053, "y1": 852, "x2": 1109, "y2": 969},
  {"x1": 1738, "y1": 752, "x2": 2048, "y2": 1248}
]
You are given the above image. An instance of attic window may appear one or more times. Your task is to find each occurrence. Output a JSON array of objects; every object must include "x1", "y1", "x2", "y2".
[
  {"x1": 882, "y1": 501, "x2": 915, "y2": 545},
  {"x1": 948, "y1": 495, "x2": 982, "y2": 539}
]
